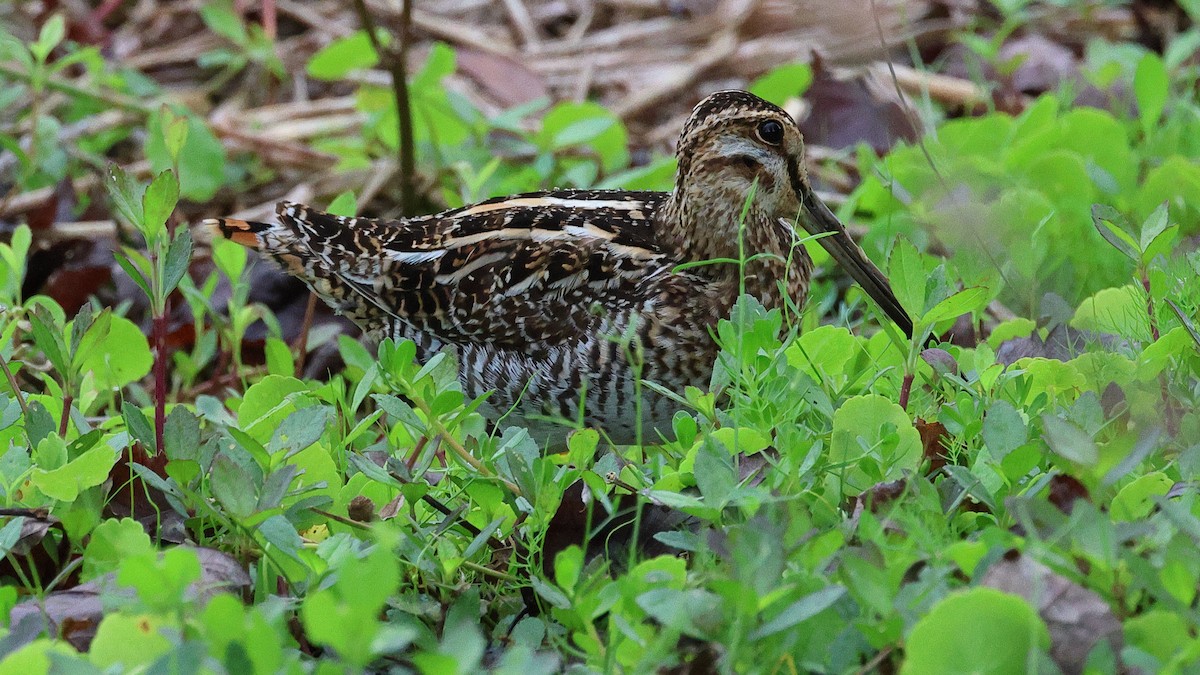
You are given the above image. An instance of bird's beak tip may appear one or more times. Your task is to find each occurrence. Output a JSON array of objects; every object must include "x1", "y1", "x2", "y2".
[{"x1": 797, "y1": 192, "x2": 914, "y2": 338}]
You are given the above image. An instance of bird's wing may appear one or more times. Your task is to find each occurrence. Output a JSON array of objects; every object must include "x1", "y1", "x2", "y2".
[{"x1": 208, "y1": 191, "x2": 679, "y2": 347}]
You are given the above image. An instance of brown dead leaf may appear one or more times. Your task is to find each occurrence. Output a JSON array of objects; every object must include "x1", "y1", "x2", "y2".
[
  {"x1": 541, "y1": 480, "x2": 691, "y2": 580},
  {"x1": 457, "y1": 48, "x2": 549, "y2": 108},
  {"x1": 7, "y1": 546, "x2": 250, "y2": 652},
  {"x1": 916, "y1": 418, "x2": 951, "y2": 474},
  {"x1": 0, "y1": 511, "x2": 71, "y2": 591},
  {"x1": 982, "y1": 554, "x2": 1124, "y2": 675},
  {"x1": 800, "y1": 61, "x2": 919, "y2": 153}
]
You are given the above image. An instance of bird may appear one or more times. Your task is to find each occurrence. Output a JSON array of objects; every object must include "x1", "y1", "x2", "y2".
[{"x1": 207, "y1": 90, "x2": 912, "y2": 445}]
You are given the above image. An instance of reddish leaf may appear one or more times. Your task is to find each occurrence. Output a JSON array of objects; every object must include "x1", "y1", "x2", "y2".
[
  {"x1": 799, "y1": 60, "x2": 918, "y2": 153},
  {"x1": 1047, "y1": 474, "x2": 1090, "y2": 514},
  {"x1": 916, "y1": 418, "x2": 951, "y2": 474},
  {"x1": 456, "y1": 48, "x2": 549, "y2": 107}
]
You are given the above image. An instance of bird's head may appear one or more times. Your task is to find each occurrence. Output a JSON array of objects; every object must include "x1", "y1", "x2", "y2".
[
  {"x1": 673, "y1": 90, "x2": 913, "y2": 337},
  {"x1": 675, "y1": 90, "x2": 808, "y2": 220}
]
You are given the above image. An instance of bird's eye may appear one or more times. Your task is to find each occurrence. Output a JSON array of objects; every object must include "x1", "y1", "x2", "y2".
[{"x1": 755, "y1": 120, "x2": 784, "y2": 146}]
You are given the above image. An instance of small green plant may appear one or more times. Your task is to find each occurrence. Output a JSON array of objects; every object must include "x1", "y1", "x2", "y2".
[
  {"x1": 106, "y1": 112, "x2": 191, "y2": 453},
  {"x1": 198, "y1": 0, "x2": 285, "y2": 87}
]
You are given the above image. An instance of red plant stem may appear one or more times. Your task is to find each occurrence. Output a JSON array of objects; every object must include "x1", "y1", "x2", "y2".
[
  {"x1": 1141, "y1": 272, "x2": 1159, "y2": 342},
  {"x1": 262, "y1": 0, "x2": 277, "y2": 39},
  {"x1": 59, "y1": 394, "x2": 72, "y2": 438},
  {"x1": 899, "y1": 371, "x2": 914, "y2": 411},
  {"x1": 153, "y1": 299, "x2": 168, "y2": 455},
  {"x1": 293, "y1": 291, "x2": 317, "y2": 377},
  {"x1": 1140, "y1": 271, "x2": 1174, "y2": 433}
]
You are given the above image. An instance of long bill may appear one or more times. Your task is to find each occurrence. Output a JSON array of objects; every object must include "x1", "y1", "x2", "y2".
[{"x1": 792, "y1": 187, "x2": 914, "y2": 339}]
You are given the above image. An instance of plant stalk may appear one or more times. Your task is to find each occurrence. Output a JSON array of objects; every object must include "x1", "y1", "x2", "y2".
[
  {"x1": 0, "y1": 355, "x2": 28, "y2": 418},
  {"x1": 351, "y1": 0, "x2": 417, "y2": 215},
  {"x1": 58, "y1": 394, "x2": 72, "y2": 438},
  {"x1": 1141, "y1": 271, "x2": 1159, "y2": 341},
  {"x1": 899, "y1": 371, "x2": 914, "y2": 411},
  {"x1": 153, "y1": 299, "x2": 168, "y2": 454}
]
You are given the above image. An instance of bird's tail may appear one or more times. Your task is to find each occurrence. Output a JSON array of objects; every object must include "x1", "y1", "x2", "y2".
[
  {"x1": 205, "y1": 215, "x2": 274, "y2": 248},
  {"x1": 204, "y1": 202, "x2": 405, "y2": 338}
]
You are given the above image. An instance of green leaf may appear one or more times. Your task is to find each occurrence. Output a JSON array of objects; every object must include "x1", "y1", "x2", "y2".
[
  {"x1": 34, "y1": 433, "x2": 67, "y2": 471},
  {"x1": 163, "y1": 406, "x2": 202, "y2": 461},
  {"x1": 116, "y1": 546, "x2": 202, "y2": 612},
  {"x1": 212, "y1": 237, "x2": 247, "y2": 282},
  {"x1": 1041, "y1": 414, "x2": 1098, "y2": 466},
  {"x1": 145, "y1": 110, "x2": 227, "y2": 201},
  {"x1": 263, "y1": 337, "x2": 294, "y2": 377},
  {"x1": 749, "y1": 586, "x2": 845, "y2": 640},
  {"x1": 268, "y1": 406, "x2": 330, "y2": 458},
  {"x1": 162, "y1": 228, "x2": 193, "y2": 296},
  {"x1": 30, "y1": 444, "x2": 119, "y2": 501},
  {"x1": 25, "y1": 401, "x2": 56, "y2": 448},
  {"x1": 114, "y1": 248, "x2": 153, "y2": 299},
  {"x1": 211, "y1": 454, "x2": 259, "y2": 518},
  {"x1": 83, "y1": 517, "x2": 155, "y2": 579},
  {"x1": 238, "y1": 375, "x2": 312, "y2": 441},
  {"x1": 541, "y1": 102, "x2": 629, "y2": 172},
  {"x1": 29, "y1": 14, "x2": 65, "y2": 62},
  {"x1": 1125, "y1": 610, "x2": 1193, "y2": 664},
  {"x1": 900, "y1": 588, "x2": 1049, "y2": 675},
  {"x1": 123, "y1": 400, "x2": 156, "y2": 450},
  {"x1": 0, "y1": 517, "x2": 25, "y2": 559},
  {"x1": 68, "y1": 302, "x2": 96, "y2": 357},
  {"x1": 373, "y1": 393, "x2": 425, "y2": 434},
  {"x1": 257, "y1": 514, "x2": 302, "y2": 559},
  {"x1": 553, "y1": 545, "x2": 583, "y2": 591},
  {"x1": 1138, "y1": 202, "x2": 1178, "y2": 264},
  {"x1": 1139, "y1": 202, "x2": 1169, "y2": 253},
  {"x1": 694, "y1": 437, "x2": 737, "y2": 505},
  {"x1": 28, "y1": 304, "x2": 69, "y2": 375},
  {"x1": 748, "y1": 63, "x2": 814, "y2": 105},
  {"x1": 142, "y1": 170, "x2": 179, "y2": 246},
  {"x1": 257, "y1": 464, "x2": 298, "y2": 512},
  {"x1": 160, "y1": 105, "x2": 189, "y2": 164},
  {"x1": 326, "y1": 191, "x2": 358, "y2": 217},
  {"x1": 709, "y1": 427, "x2": 772, "y2": 455},
  {"x1": 300, "y1": 544, "x2": 401, "y2": 667},
  {"x1": 1166, "y1": 300, "x2": 1200, "y2": 351},
  {"x1": 1071, "y1": 285, "x2": 1146, "y2": 340},
  {"x1": 529, "y1": 574, "x2": 571, "y2": 609},
  {"x1": 107, "y1": 164, "x2": 145, "y2": 229},
  {"x1": 566, "y1": 428, "x2": 599, "y2": 467},
  {"x1": 90, "y1": 614, "x2": 174, "y2": 669},
  {"x1": 0, "y1": 223, "x2": 31, "y2": 302},
  {"x1": 1090, "y1": 204, "x2": 1139, "y2": 261},
  {"x1": 1111, "y1": 471, "x2": 1173, "y2": 521},
  {"x1": 81, "y1": 315, "x2": 153, "y2": 391},
  {"x1": 982, "y1": 400, "x2": 1027, "y2": 460},
  {"x1": 922, "y1": 287, "x2": 990, "y2": 325},
  {"x1": 1134, "y1": 52, "x2": 1169, "y2": 132},
  {"x1": 410, "y1": 42, "x2": 456, "y2": 90},
  {"x1": 199, "y1": 1, "x2": 248, "y2": 44},
  {"x1": 829, "y1": 395, "x2": 921, "y2": 495},
  {"x1": 0, "y1": 397, "x2": 22, "y2": 433},
  {"x1": 307, "y1": 31, "x2": 380, "y2": 80},
  {"x1": 886, "y1": 238, "x2": 927, "y2": 317}
]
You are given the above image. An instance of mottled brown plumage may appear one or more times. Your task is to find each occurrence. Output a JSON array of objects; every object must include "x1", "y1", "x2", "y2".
[{"x1": 207, "y1": 90, "x2": 911, "y2": 444}]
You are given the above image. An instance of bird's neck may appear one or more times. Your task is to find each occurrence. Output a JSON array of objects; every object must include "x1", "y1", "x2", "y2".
[{"x1": 659, "y1": 188, "x2": 807, "y2": 308}]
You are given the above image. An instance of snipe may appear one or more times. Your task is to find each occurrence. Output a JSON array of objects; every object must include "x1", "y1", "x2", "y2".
[{"x1": 208, "y1": 90, "x2": 912, "y2": 444}]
